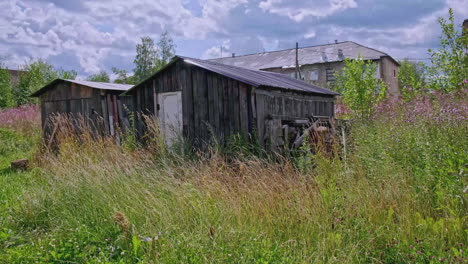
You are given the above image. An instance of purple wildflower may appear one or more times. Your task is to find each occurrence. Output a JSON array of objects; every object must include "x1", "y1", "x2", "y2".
[{"x1": 0, "y1": 104, "x2": 41, "y2": 134}]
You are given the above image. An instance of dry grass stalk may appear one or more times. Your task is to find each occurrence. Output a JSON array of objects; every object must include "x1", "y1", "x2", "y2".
[
  {"x1": 114, "y1": 211, "x2": 131, "y2": 235},
  {"x1": 9, "y1": 96, "x2": 464, "y2": 262}
]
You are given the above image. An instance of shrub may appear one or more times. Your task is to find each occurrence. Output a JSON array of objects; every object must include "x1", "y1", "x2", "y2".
[
  {"x1": 427, "y1": 8, "x2": 468, "y2": 92},
  {"x1": 0, "y1": 64, "x2": 14, "y2": 108},
  {"x1": 397, "y1": 59, "x2": 426, "y2": 100},
  {"x1": 334, "y1": 56, "x2": 387, "y2": 119}
]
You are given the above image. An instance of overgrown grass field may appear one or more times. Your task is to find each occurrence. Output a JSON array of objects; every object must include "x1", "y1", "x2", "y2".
[{"x1": 0, "y1": 92, "x2": 467, "y2": 263}]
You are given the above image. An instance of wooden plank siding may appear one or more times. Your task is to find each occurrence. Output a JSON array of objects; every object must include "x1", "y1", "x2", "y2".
[
  {"x1": 222, "y1": 77, "x2": 230, "y2": 143},
  {"x1": 129, "y1": 60, "x2": 336, "y2": 149},
  {"x1": 38, "y1": 81, "x2": 132, "y2": 143},
  {"x1": 253, "y1": 88, "x2": 335, "y2": 148}
]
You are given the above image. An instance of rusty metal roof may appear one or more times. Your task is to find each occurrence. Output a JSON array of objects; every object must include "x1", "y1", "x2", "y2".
[
  {"x1": 179, "y1": 56, "x2": 338, "y2": 95},
  {"x1": 31, "y1": 79, "x2": 133, "y2": 97},
  {"x1": 210, "y1": 41, "x2": 396, "y2": 70}
]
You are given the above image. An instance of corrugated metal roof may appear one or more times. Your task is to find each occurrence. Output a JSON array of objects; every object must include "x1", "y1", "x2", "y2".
[
  {"x1": 31, "y1": 79, "x2": 133, "y2": 97},
  {"x1": 210, "y1": 41, "x2": 394, "y2": 70},
  {"x1": 62, "y1": 79, "x2": 132, "y2": 91},
  {"x1": 180, "y1": 56, "x2": 338, "y2": 95}
]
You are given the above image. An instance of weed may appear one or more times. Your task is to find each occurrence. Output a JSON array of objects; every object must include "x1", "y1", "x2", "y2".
[{"x1": 0, "y1": 92, "x2": 467, "y2": 263}]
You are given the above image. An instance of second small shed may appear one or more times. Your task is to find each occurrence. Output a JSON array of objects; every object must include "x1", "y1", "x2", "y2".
[
  {"x1": 31, "y1": 79, "x2": 133, "y2": 141},
  {"x1": 126, "y1": 56, "x2": 339, "y2": 150}
]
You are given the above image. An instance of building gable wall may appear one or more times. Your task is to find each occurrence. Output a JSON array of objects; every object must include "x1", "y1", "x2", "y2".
[{"x1": 264, "y1": 58, "x2": 400, "y2": 96}]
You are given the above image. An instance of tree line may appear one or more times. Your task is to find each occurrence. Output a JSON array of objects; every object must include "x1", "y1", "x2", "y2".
[{"x1": 0, "y1": 31, "x2": 175, "y2": 108}]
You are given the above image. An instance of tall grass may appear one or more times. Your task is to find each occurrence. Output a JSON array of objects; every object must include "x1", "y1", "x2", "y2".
[{"x1": 1, "y1": 93, "x2": 467, "y2": 263}]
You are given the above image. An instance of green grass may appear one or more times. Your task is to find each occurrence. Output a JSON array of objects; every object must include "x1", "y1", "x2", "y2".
[
  {"x1": 0, "y1": 110, "x2": 467, "y2": 263},
  {"x1": 0, "y1": 128, "x2": 39, "y2": 221},
  {"x1": 0, "y1": 129, "x2": 43, "y2": 263}
]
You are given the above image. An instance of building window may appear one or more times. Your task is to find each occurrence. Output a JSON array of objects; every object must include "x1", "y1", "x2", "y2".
[
  {"x1": 310, "y1": 70, "x2": 318, "y2": 81},
  {"x1": 326, "y1": 68, "x2": 334, "y2": 83},
  {"x1": 393, "y1": 69, "x2": 396, "y2": 77}
]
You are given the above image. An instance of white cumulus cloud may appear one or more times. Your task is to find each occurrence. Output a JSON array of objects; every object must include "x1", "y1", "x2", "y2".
[{"x1": 259, "y1": 0, "x2": 357, "y2": 22}]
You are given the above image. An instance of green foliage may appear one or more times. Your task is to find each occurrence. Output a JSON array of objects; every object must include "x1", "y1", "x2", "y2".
[
  {"x1": 217, "y1": 131, "x2": 266, "y2": 160},
  {"x1": 133, "y1": 32, "x2": 176, "y2": 83},
  {"x1": 112, "y1": 67, "x2": 137, "y2": 84},
  {"x1": 427, "y1": 8, "x2": 468, "y2": 92},
  {"x1": 0, "y1": 127, "x2": 38, "y2": 168},
  {"x1": 334, "y1": 56, "x2": 387, "y2": 118},
  {"x1": 87, "y1": 70, "x2": 110, "y2": 82},
  {"x1": 133, "y1": 36, "x2": 158, "y2": 83},
  {"x1": 57, "y1": 68, "x2": 78, "y2": 80},
  {"x1": 292, "y1": 132, "x2": 315, "y2": 173},
  {"x1": 154, "y1": 31, "x2": 176, "y2": 71},
  {"x1": 0, "y1": 64, "x2": 13, "y2": 108},
  {"x1": 14, "y1": 59, "x2": 76, "y2": 105},
  {"x1": 0, "y1": 128, "x2": 39, "y2": 228},
  {"x1": 15, "y1": 59, "x2": 56, "y2": 105},
  {"x1": 397, "y1": 59, "x2": 426, "y2": 100},
  {"x1": 121, "y1": 107, "x2": 138, "y2": 151}
]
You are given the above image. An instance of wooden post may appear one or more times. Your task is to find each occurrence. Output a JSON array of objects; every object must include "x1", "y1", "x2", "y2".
[
  {"x1": 11, "y1": 159, "x2": 29, "y2": 171},
  {"x1": 117, "y1": 97, "x2": 124, "y2": 131},
  {"x1": 101, "y1": 91, "x2": 109, "y2": 136},
  {"x1": 107, "y1": 94, "x2": 115, "y2": 136},
  {"x1": 153, "y1": 81, "x2": 159, "y2": 117},
  {"x1": 295, "y1": 42, "x2": 302, "y2": 80},
  {"x1": 112, "y1": 94, "x2": 121, "y2": 145},
  {"x1": 112, "y1": 95, "x2": 119, "y2": 127},
  {"x1": 341, "y1": 125, "x2": 347, "y2": 163}
]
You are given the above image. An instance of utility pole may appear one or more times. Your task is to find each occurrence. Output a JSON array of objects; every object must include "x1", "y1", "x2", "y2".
[{"x1": 295, "y1": 42, "x2": 302, "y2": 80}]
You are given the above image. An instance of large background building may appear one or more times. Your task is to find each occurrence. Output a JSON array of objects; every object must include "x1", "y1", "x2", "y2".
[{"x1": 210, "y1": 41, "x2": 400, "y2": 96}]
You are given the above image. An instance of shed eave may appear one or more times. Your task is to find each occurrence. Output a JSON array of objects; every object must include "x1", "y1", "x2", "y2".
[
  {"x1": 30, "y1": 79, "x2": 62, "y2": 97},
  {"x1": 181, "y1": 57, "x2": 262, "y2": 88},
  {"x1": 257, "y1": 85, "x2": 339, "y2": 96},
  {"x1": 124, "y1": 58, "x2": 180, "y2": 95},
  {"x1": 30, "y1": 78, "x2": 133, "y2": 97}
]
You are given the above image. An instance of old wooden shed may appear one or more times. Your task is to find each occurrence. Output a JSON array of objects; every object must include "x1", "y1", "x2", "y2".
[
  {"x1": 126, "y1": 56, "x2": 339, "y2": 150},
  {"x1": 31, "y1": 79, "x2": 133, "y2": 140}
]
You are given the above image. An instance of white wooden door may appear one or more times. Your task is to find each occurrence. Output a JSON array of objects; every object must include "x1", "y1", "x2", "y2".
[{"x1": 158, "y1": 91, "x2": 182, "y2": 145}]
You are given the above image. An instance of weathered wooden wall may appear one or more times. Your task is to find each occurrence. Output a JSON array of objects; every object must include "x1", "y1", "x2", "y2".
[
  {"x1": 40, "y1": 82, "x2": 99, "y2": 138},
  {"x1": 119, "y1": 95, "x2": 134, "y2": 133},
  {"x1": 132, "y1": 61, "x2": 252, "y2": 147},
  {"x1": 131, "y1": 60, "x2": 336, "y2": 149},
  {"x1": 39, "y1": 81, "x2": 132, "y2": 142},
  {"x1": 254, "y1": 88, "x2": 334, "y2": 150}
]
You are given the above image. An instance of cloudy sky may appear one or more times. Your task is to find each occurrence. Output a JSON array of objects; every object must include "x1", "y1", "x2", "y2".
[{"x1": 1, "y1": 0, "x2": 467, "y2": 78}]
